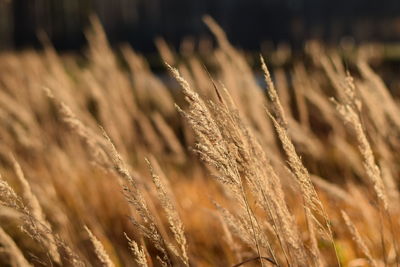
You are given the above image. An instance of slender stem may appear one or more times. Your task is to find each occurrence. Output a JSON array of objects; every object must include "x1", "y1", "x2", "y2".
[
  {"x1": 261, "y1": 190, "x2": 291, "y2": 267},
  {"x1": 239, "y1": 182, "x2": 266, "y2": 267}
]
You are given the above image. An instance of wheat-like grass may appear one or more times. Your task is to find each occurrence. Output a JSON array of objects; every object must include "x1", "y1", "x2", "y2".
[
  {"x1": 334, "y1": 75, "x2": 389, "y2": 210},
  {"x1": 125, "y1": 234, "x2": 148, "y2": 267},
  {"x1": 84, "y1": 226, "x2": 115, "y2": 267}
]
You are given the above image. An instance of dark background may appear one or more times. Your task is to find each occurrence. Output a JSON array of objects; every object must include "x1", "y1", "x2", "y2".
[{"x1": 1, "y1": 0, "x2": 400, "y2": 52}]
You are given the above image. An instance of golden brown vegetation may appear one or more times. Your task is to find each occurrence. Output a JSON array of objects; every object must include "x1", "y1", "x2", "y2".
[{"x1": 0, "y1": 16, "x2": 399, "y2": 266}]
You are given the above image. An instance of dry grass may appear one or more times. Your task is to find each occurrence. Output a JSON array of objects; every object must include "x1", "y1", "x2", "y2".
[{"x1": 0, "y1": 16, "x2": 399, "y2": 267}]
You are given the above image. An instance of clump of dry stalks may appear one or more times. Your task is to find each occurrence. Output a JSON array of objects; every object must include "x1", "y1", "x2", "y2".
[{"x1": 0, "y1": 15, "x2": 399, "y2": 267}]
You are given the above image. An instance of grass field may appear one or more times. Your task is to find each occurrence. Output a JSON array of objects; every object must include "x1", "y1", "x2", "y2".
[{"x1": 0, "y1": 16, "x2": 399, "y2": 267}]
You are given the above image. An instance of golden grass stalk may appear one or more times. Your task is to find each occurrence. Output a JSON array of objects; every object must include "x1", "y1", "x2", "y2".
[
  {"x1": 341, "y1": 211, "x2": 378, "y2": 267},
  {"x1": 262, "y1": 55, "x2": 327, "y2": 219},
  {"x1": 260, "y1": 55, "x2": 288, "y2": 128},
  {"x1": 261, "y1": 55, "x2": 342, "y2": 266},
  {"x1": 100, "y1": 129, "x2": 173, "y2": 266},
  {"x1": 44, "y1": 87, "x2": 111, "y2": 169},
  {"x1": 334, "y1": 75, "x2": 389, "y2": 211},
  {"x1": 49, "y1": 88, "x2": 173, "y2": 265},
  {"x1": 84, "y1": 226, "x2": 115, "y2": 267},
  {"x1": 146, "y1": 158, "x2": 189, "y2": 266},
  {"x1": 202, "y1": 15, "x2": 235, "y2": 56},
  {"x1": 166, "y1": 63, "x2": 270, "y2": 265},
  {"x1": 10, "y1": 155, "x2": 61, "y2": 264},
  {"x1": 208, "y1": 90, "x2": 307, "y2": 265},
  {"x1": 0, "y1": 226, "x2": 32, "y2": 267},
  {"x1": 268, "y1": 110, "x2": 324, "y2": 218},
  {"x1": 0, "y1": 174, "x2": 83, "y2": 266},
  {"x1": 125, "y1": 234, "x2": 148, "y2": 267},
  {"x1": 155, "y1": 38, "x2": 176, "y2": 65}
]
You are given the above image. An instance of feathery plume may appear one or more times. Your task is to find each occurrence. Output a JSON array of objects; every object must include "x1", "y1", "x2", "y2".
[{"x1": 84, "y1": 226, "x2": 115, "y2": 267}]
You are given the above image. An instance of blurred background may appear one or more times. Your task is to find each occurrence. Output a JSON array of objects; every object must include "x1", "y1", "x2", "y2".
[{"x1": 1, "y1": 0, "x2": 400, "y2": 52}]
